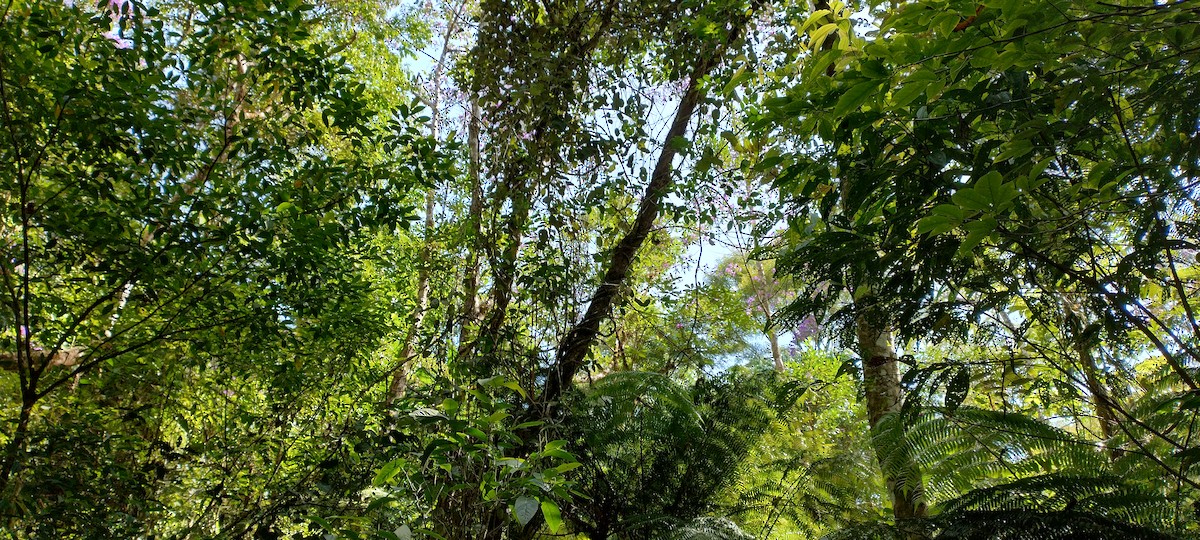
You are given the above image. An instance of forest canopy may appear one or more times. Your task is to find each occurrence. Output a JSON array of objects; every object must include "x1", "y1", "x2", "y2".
[{"x1": 1, "y1": 0, "x2": 1199, "y2": 538}]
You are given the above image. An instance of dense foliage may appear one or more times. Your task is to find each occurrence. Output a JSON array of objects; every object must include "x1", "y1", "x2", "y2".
[{"x1": 2, "y1": 0, "x2": 1198, "y2": 538}]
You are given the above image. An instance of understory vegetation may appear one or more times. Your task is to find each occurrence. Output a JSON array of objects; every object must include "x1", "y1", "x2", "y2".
[{"x1": 2, "y1": 0, "x2": 1199, "y2": 538}]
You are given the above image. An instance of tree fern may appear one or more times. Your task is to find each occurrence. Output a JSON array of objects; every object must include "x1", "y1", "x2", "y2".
[
  {"x1": 941, "y1": 473, "x2": 1174, "y2": 527},
  {"x1": 832, "y1": 405, "x2": 1185, "y2": 538},
  {"x1": 560, "y1": 369, "x2": 793, "y2": 539},
  {"x1": 871, "y1": 406, "x2": 1112, "y2": 508}
]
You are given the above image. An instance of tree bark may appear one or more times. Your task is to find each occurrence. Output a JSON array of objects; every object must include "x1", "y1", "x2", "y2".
[
  {"x1": 387, "y1": 3, "x2": 463, "y2": 403},
  {"x1": 855, "y1": 301, "x2": 927, "y2": 524},
  {"x1": 752, "y1": 259, "x2": 785, "y2": 372},
  {"x1": 544, "y1": 66, "x2": 707, "y2": 405},
  {"x1": 1077, "y1": 337, "x2": 1121, "y2": 459},
  {"x1": 768, "y1": 330, "x2": 784, "y2": 372},
  {"x1": 458, "y1": 98, "x2": 484, "y2": 350},
  {"x1": 387, "y1": 186, "x2": 436, "y2": 403},
  {"x1": 543, "y1": 3, "x2": 764, "y2": 404}
]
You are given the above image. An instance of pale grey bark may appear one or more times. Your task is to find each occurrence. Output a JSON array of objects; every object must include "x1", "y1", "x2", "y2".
[
  {"x1": 387, "y1": 2, "x2": 464, "y2": 403},
  {"x1": 855, "y1": 301, "x2": 927, "y2": 524}
]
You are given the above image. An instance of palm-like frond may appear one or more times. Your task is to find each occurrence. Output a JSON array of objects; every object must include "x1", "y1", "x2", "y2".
[
  {"x1": 872, "y1": 407, "x2": 1110, "y2": 507},
  {"x1": 561, "y1": 370, "x2": 790, "y2": 539}
]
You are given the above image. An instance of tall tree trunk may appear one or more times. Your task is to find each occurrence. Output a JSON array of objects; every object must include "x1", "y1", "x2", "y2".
[
  {"x1": 464, "y1": 1, "x2": 620, "y2": 364},
  {"x1": 544, "y1": 66, "x2": 707, "y2": 405},
  {"x1": 752, "y1": 259, "x2": 785, "y2": 372},
  {"x1": 1061, "y1": 299, "x2": 1121, "y2": 459},
  {"x1": 458, "y1": 99, "x2": 484, "y2": 349},
  {"x1": 386, "y1": 3, "x2": 463, "y2": 403},
  {"x1": 855, "y1": 301, "x2": 927, "y2": 525},
  {"x1": 1077, "y1": 337, "x2": 1121, "y2": 459},
  {"x1": 543, "y1": 4, "x2": 762, "y2": 406},
  {"x1": 768, "y1": 330, "x2": 784, "y2": 372},
  {"x1": 478, "y1": 177, "x2": 530, "y2": 348},
  {"x1": 387, "y1": 186, "x2": 436, "y2": 403}
]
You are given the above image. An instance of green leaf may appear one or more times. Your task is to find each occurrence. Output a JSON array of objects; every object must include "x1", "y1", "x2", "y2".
[
  {"x1": 483, "y1": 411, "x2": 509, "y2": 424},
  {"x1": 945, "y1": 366, "x2": 970, "y2": 411},
  {"x1": 309, "y1": 516, "x2": 335, "y2": 532},
  {"x1": 891, "y1": 80, "x2": 928, "y2": 108},
  {"x1": 1177, "y1": 391, "x2": 1200, "y2": 411},
  {"x1": 540, "y1": 499, "x2": 563, "y2": 533},
  {"x1": 809, "y1": 22, "x2": 840, "y2": 51},
  {"x1": 799, "y1": 9, "x2": 832, "y2": 32},
  {"x1": 957, "y1": 217, "x2": 997, "y2": 257},
  {"x1": 464, "y1": 427, "x2": 488, "y2": 440},
  {"x1": 951, "y1": 189, "x2": 990, "y2": 212},
  {"x1": 1086, "y1": 161, "x2": 1113, "y2": 189},
  {"x1": 754, "y1": 155, "x2": 785, "y2": 172},
  {"x1": 514, "y1": 496, "x2": 539, "y2": 528},
  {"x1": 931, "y1": 203, "x2": 969, "y2": 221},
  {"x1": 1020, "y1": 156, "x2": 1057, "y2": 188},
  {"x1": 502, "y1": 380, "x2": 528, "y2": 399},
  {"x1": 372, "y1": 459, "x2": 405, "y2": 486},
  {"x1": 554, "y1": 461, "x2": 583, "y2": 473},
  {"x1": 916, "y1": 215, "x2": 955, "y2": 236},
  {"x1": 833, "y1": 81, "x2": 879, "y2": 117},
  {"x1": 993, "y1": 139, "x2": 1033, "y2": 162},
  {"x1": 1175, "y1": 447, "x2": 1200, "y2": 466},
  {"x1": 977, "y1": 170, "x2": 1017, "y2": 210},
  {"x1": 367, "y1": 496, "x2": 398, "y2": 512},
  {"x1": 723, "y1": 66, "x2": 752, "y2": 95},
  {"x1": 543, "y1": 448, "x2": 574, "y2": 460}
]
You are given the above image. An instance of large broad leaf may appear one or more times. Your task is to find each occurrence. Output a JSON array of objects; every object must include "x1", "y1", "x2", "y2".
[
  {"x1": 833, "y1": 81, "x2": 880, "y2": 117},
  {"x1": 976, "y1": 170, "x2": 1017, "y2": 211},
  {"x1": 957, "y1": 217, "x2": 998, "y2": 257},
  {"x1": 891, "y1": 80, "x2": 929, "y2": 107},
  {"x1": 541, "y1": 499, "x2": 563, "y2": 533},
  {"x1": 514, "y1": 495, "x2": 539, "y2": 528}
]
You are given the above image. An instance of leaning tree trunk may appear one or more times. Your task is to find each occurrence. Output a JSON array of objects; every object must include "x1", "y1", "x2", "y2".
[
  {"x1": 543, "y1": 4, "x2": 762, "y2": 407},
  {"x1": 855, "y1": 300, "x2": 928, "y2": 526},
  {"x1": 1077, "y1": 336, "x2": 1121, "y2": 459},
  {"x1": 1061, "y1": 298, "x2": 1121, "y2": 459},
  {"x1": 544, "y1": 65, "x2": 708, "y2": 406}
]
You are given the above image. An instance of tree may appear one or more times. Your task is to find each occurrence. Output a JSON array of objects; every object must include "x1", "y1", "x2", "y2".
[
  {"x1": 759, "y1": 0, "x2": 1200, "y2": 535},
  {"x1": 0, "y1": 0, "x2": 438, "y2": 533}
]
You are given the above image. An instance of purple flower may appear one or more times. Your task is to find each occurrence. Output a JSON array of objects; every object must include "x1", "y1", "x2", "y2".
[{"x1": 793, "y1": 315, "x2": 818, "y2": 341}]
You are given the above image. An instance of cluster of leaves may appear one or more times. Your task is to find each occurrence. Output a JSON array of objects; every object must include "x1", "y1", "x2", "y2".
[
  {"x1": 5, "y1": 0, "x2": 1200, "y2": 538},
  {"x1": 0, "y1": 0, "x2": 445, "y2": 536},
  {"x1": 315, "y1": 373, "x2": 578, "y2": 539}
]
